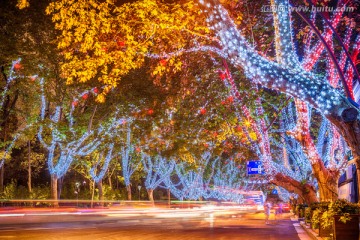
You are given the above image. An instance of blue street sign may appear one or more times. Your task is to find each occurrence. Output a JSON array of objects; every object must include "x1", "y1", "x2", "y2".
[
  {"x1": 272, "y1": 189, "x2": 278, "y2": 194},
  {"x1": 247, "y1": 161, "x2": 264, "y2": 175}
]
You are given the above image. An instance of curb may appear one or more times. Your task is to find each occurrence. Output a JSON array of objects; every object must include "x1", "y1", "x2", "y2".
[{"x1": 299, "y1": 221, "x2": 323, "y2": 240}]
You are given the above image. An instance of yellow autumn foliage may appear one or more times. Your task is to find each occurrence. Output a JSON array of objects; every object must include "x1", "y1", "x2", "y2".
[
  {"x1": 249, "y1": 132, "x2": 257, "y2": 141},
  {"x1": 16, "y1": 0, "x2": 30, "y2": 9},
  {"x1": 46, "y1": 0, "x2": 209, "y2": 101},
  {"x1": 179, "y1": 147, "x2": 195, "y2": 164}
]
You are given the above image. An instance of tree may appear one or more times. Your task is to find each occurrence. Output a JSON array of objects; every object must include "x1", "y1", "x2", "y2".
[
  {"x1": 1, "y1": 0, "x2": 73, "y2": 194},
  {"x1": 38, "y1": 79, "x2": 123, "y2": 204},
  {"x1": 0, "y1": 58, "x2": 42, "y2": 192},
  {"x1": 218, "y1": 44, "x2": 346, "y2": 203},
  {"x1": 41, "y1": 0, "x2": 359, "y2": 201},
  {"x1": 211, "y1": 159, "x2": 246, "y2": 202},
  {"x1": 88, "y1": 143, "x2": 115, "y2": 204},
  {"x1": 142, "y1": 154, "x2": 174, "y2": 203},
  {"x1": 165, "y1": 152, "x2": 214, "y2": 201},
  {"x1": 0, "y1": 60, "x2": 21, "y2": 191},
  {"x1": 118, "y1": 124, "x2": 141, "y2": 200},
  {"x1": 197, "y1": 0, "x2": 360, "y2": 199},
  {"x1": 20, "y1": 140, "x2": 45, "y2": 194}
]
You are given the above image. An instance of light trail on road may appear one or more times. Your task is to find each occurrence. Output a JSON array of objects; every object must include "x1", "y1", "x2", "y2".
[{"x1": 0, "y1": 204, "x2": 302, "y2": 240}]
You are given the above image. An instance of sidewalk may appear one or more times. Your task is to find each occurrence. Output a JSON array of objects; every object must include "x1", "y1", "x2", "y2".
[
  {"x1": 239, "y1": 212, "x2": 320, "y2": 240},
  {"x1": 291, "y1": 216, "x2": 323, "y2": 240}
]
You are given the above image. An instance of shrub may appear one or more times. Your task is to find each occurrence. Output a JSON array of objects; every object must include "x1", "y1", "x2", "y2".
[
  {"x1": 311, "y1": 200, "x2": 360, "y2": 230},
  {"x1": 0, "y1": 180, "x2": 18, "y2": 200},
  {"x1": 30, "y1": 185, "x2": 51, "y2": 200},
  {"x1": 321, "y1": 199, "x2": 359, "y2": 228},
  {"x1": 103, "y1": 185, "x2": 121, "y2": 201},
  {"x1": 311, "y1": 208, "x2": 321, "y2": 229},
  {"x1": 305, "y1": 207, "x2": 311, "y2": 222}
]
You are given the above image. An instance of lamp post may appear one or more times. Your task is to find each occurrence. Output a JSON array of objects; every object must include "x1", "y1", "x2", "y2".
[
  {"x1": 138, "y1": 185, "x2": 141, "y2": 201},
  {"x1": 75, "y1": 182, "x2": 80, "y2": 207},
  {"x1": 82, "y1": 181, "x2": 86, "y2": 207}
]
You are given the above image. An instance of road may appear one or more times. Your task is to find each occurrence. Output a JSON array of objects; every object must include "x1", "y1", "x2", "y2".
[{"x1": 0, "y1": 207, "x2": 309, "y2": 240}]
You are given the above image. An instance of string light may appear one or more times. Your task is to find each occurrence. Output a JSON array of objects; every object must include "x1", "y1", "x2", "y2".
[
  {"x1": 142, "y1": 154, "x2": 175, "y2": 194},
  {"x1": 38, "y1": 79, "x2": 125, "y2": 178},
  {"x1": 120, "y1": 124, "x2": 141, "y2": 189},
  {"x1": 198, "y1": 0, "x2": 357, "y2": 117},
  {"x1": 0, "y1": 59, "x2": 21, "y2": 107},
  {"x1": 1, "y1": 59, "x2": 39, "y2": 168},
  {"x1": 89, "y1": 143, "x2": 114, "y2": 183}
]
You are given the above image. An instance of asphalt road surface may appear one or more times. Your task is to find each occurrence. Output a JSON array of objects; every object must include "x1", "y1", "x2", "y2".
[{"x1": 0, "y1": 208, "x2": 303, "y2": 240}]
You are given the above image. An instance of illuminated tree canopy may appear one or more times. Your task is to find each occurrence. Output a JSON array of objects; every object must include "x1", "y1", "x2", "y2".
[{"x1": 1, "y1": 0, "x2": 358, "y2": 204}]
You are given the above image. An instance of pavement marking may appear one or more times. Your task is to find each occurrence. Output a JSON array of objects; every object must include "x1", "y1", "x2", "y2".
[
  {"x1": 71, "y1": 227, "x2": 97, "y2": 229},
  {"x1": 23, "y1": 227, "x2": 51, "y2": 231},
  {"x1": 0, "y1": 214, "x2": 25, "y2": 217}
]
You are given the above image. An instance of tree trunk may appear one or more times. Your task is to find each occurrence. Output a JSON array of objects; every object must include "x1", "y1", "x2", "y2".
[
  {"x1": 57, "y1": 176, "x2": 64, "y2": 200},
  {"x1": 311, "y1": 158, "x2": 340, "y2": 202},
  {"x1": 108, "y1": 176, "x2": 112, "y2": 189},
  {"x1": 167, "y1": 189, "x2": 171, "y2": 207},
  {"x1": 287, "y1": 101, "x2": 340, "y2": 202},
  {"x1": 271, "y1": 173, "x2": 318, "y2": 205},
  {"x1": 126, "y1": 184, "x2": 132, "y2": 201},
  {"x1": 311, "y1": 161, "x2": 339, "y2": 202},
  {"x1": 315, "y1": 165, "x2": 340, "y2": 202},
  {"x1": 27, "y1": 141, "x2": 32, "y2": 194},
  {"x1": 108, "y1": 167, "x2": 115, "y2": 189},
  {"x1": 97, "y1": 181, "x2": 104, "y2": 206},
  {"x1": 91, "y1": 180, "x2": 95, "y2": 208},
  {"x1": 116, "y1": 174, "x2": 119, "y2": 190},
  {"x1": 317, "y1": 179, "x2": 339, "y2": 202},
  {"x1": 51, "y1": 174, "x2": 59, "y2": 207},
  {"x1": 147, "y1": 189, "x2": 154, "y2": 203},
  {"x1": 0, "y1": 164, "x2": 4, "y2": 193}
]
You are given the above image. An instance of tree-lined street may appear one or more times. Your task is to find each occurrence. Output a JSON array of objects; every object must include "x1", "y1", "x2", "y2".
[
  {"x1": 0, "y1": 0, "x2": 359, "y2": 239},
  {"x1": 0, "y1": 206, "x2": 306, "y2": 240}
]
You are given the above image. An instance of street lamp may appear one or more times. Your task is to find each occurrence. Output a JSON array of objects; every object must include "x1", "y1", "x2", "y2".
[{"x1": 138, "y1": 185, "x2": 142, "y2": 201}]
